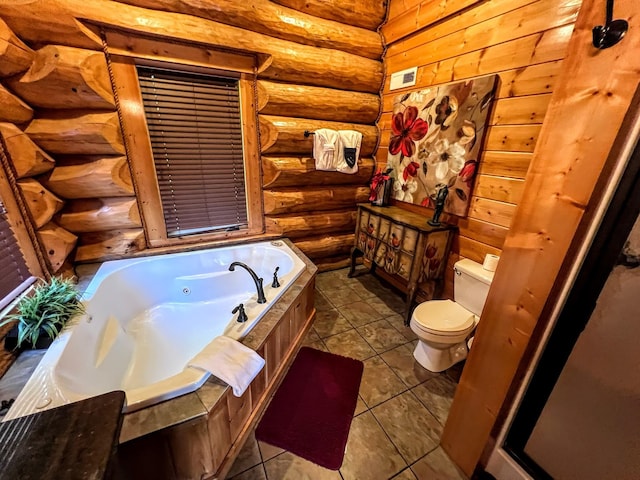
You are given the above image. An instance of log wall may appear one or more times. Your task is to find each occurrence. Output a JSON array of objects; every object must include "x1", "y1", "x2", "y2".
[
  {"x1": 0, "y1": 0, "x2": 385, "y2": 270},
  {"x1": 379, "y1": 0, "x2": 581, "y2": 296}
]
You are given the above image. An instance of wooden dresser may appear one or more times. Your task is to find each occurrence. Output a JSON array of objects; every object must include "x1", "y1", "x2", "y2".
[{"x1": 349, "y1": 203, "x2": 456, "y2": 323}]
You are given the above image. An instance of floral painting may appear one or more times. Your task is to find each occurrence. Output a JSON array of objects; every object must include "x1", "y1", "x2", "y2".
[{"x1": 386, "y1": 75, "x2": 497, "y2": 216}]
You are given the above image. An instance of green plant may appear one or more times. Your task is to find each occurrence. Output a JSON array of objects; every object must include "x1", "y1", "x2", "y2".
[{"x1": 0, "y1": 276, "x2": 84, "y2": 349}]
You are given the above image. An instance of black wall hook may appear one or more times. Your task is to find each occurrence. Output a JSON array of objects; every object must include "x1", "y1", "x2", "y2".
[{"x1": 592, "y1": 0, "x2": 628, "y2": 49}]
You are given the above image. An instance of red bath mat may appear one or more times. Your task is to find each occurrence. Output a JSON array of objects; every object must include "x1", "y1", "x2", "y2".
[{"x1": 255, "y1": 346, "x2": 364, "y2": 470}]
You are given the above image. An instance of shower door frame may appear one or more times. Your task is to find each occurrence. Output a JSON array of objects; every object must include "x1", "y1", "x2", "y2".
[{"x1": 499, "y1": 111, "x2": 640, "y2": 479}]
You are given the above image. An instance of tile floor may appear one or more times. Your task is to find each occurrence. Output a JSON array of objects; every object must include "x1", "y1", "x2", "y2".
[{"x1": 228, "y1": 268, "x2": 467, "y2": 480}]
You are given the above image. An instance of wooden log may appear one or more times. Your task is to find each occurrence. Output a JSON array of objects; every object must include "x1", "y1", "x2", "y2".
[
  {"x1": 25, "y1": 111, "x2": 125, "y2": 155},
  {"x1": 7, "y1": 45, "x2": 115, "y2": 110},
  {"x1": 314, "y1": 256, "x2": 351, "y2": 272},
  {"x1": 0, "y1": 0, "x2": 383, "y2": 93},
  {"x1": 44, "y1": 156, "x2": 133, "y2": 199},
  {"x1": 116, "y1": 0, "x2": 383, "y2": 59},
  {"x1": 74, "y1": 228, "x2": 145, "y2": 262},
  {"x1": 0, "y1": 85, "x2": 33, "y2": 124},
  {"x1": 37, "y1": 221, "x2": 78, "y2": 272},
  {"x1": 265, "y1": 210, "x2": 357, "y2": 239},
  {"x1": 56, "y1": 197, "x2": 141, "y2": 233},
  {"x1": 0, "y1": 123, "x2": 55, "y2": 178},
  {"x1": 262, "y1": 156, "x2": 375, "y2": 188},
  {"x1": 264, "y1": 186, "x2": 370, "y2": 214},
  {"x1": 18, "y1": 178, "x2": 64, "y2": 228},
  {"x1": 0, "y1": 18, "x2": 35, "y2": 77},
  {"x1": 259, "y1": 116, "x2": 378, "y2": 156},
  {"x1": 294, "y1": 233, "x2": 354, "y2": 260},
  {"x1": 257, "y1": 81, "x2": 380, "y2": 124},
  {"x1": 272, "y1": 0, "x2": 386, "y2": 31}
]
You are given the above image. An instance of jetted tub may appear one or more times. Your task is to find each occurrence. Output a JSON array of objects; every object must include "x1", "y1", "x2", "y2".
[{"x1": 4, "y1": 240, "x2": 306, "y2": 419}]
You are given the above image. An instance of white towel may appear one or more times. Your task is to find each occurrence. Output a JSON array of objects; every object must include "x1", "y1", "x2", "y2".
[
  {"x1": 313, "y1": 128, "x2": 339, "y2": 171},
  {"x1": 189, "y1": 336, "x2": 265, "y2": 397},
  {"x1": 336, "y1": 130, "x2": 362, "y2": 174}
]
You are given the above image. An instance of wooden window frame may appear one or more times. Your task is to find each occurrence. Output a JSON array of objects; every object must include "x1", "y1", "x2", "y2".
[
  {"x1": 0, "y1": 149, "x2": 46, "y2": 312},
  {"x1": 107, "y1": 34, "x2": 264, "y2": 248}
]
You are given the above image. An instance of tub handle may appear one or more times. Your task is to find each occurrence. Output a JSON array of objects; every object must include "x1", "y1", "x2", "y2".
[
  {"x1": 232, "y1": 303, "x2": 248, "y2": 323},
  {"x1": 272, "y1": 266, "x2": 281, "y2": 288}
]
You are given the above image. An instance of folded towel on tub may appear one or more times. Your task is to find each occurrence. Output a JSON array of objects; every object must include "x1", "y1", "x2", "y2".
[{"x1": 189, "y1": 336, "x2": 265, "y2": 397}]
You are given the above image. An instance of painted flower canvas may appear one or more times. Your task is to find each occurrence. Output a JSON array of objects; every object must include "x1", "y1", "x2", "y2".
[{"x1": 386, "y1": 75, "x2": 497, "y2": 216}]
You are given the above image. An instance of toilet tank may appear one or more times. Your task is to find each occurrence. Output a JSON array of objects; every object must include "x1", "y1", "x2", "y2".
[{"x1": 453, "y1": 259, "x2": 495, "y2": 316}]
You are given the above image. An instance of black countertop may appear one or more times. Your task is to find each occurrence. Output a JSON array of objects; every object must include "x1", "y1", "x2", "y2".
[{"x1": 0, "y1": 391, "x2": 125, "y2": 480}]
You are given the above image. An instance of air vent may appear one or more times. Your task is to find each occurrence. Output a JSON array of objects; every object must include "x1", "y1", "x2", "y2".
[{"x1": 389, "y1": 67, "x2": 417, "y2": 91}]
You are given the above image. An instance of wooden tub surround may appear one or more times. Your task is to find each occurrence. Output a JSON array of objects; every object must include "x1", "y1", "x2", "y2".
[{"x1": 71, "y1": 241, "x2": 320, "y2": 480}]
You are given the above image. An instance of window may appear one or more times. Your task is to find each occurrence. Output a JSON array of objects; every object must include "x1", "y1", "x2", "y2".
[
  {"x1": 108, "y1": 36, "x2": 263, "y2": 248},
  {"x1": 137, "y1": 67, "x2": 248, "y2": 237},
  {"x1": 0, "y1": 201, "x2": 34, "y2": 310}
]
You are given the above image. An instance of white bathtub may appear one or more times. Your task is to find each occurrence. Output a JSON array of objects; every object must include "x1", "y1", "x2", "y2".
[{"x1": 4, "y1": 240, "x2": 306, "y2": 419}]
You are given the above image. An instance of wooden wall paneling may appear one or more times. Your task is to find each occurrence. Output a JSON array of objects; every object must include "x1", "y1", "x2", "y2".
[
  {"x1": 477, "y1": 151, "x2": 533, "y2": 179},
  {"x1": 206, "y1": 399, "x2": 232, "y2": 472},
  {"x1": 257, "y1": 81, "x2": 380, "y2": 124},
  {"x1": 262, "y1": 156, "x2": 375, "y2": 188},
  {"x1": 495, "y1": 61, "x2": 564, "y2": 98},
  {"x1": 456, "y1": 217, "x2": 508, "y2": 250},
  {"x1": 0, "y1": 18, "x2": 34, "y2": 77},
  {"x1": 56, "y1": 197, "x2": 141, "y2": 233},
  {"x1": 382, "y1": 0, "x2": 483, "y2": 45},
  {"x1": 384, "y1": 0, "x2": 580, "y2": 74},
  {"x1": 489, "y1": 94, "x2": 552, "y2": 125},
  {"x1": 163, "y1": 416, "x2": 214, "y2": 479},
  {"x1": 483, "y1": 125, "x2": 541, "y2": 152},
  {"x1": 25, "y1": 111, "x2": 125, "y2": 155},
  {"x1": 382, "y1": 24, "x2": 575, "y2": 93},
  {"x1": 36, "y1": 221, "x2": 78, "y2": 272},
  {"x1": 115, "y1": 0, "x2": 383, "y2": 60},
  {"x1": 0, "y1": 0, "x2": 383, "y2": 93},
  {"x1": 226, "y1": 388, "x2": 252, "y2": 441},
  {"x1": 0, "y1": 123, "x2": 55, "y2": 179},
  {"x1": 440, "y1": 0, "x2": 640, "y2": 474},
  {"x1": 74, "y1": 228, "x2": 145, "y2": 262},
  {"x1": 473, "y1": 175, "x2": 525, "y2": 204},
  {"x1": 454, "y1": 235, "x2": 501, "y2": 264},
  {"x1": 271, "y1": 0, "x2": 387, "y2": 31},
  {"x1": 259, "y1": 115, "x2": 377, "y2": 156},
  {"x1": 0, "y1": 85, "x2": 33, "y2": 124},
  {"x1": 43, "y1": 156, "x2": 134, "y2": 199},
  {"x1": 17, "y1": 178, "x2": 64, "y2": 228},
  {"x1": 385, "y1": 0, "x2": 536, "y2": 57},
  {"x1": 381, "y1": 61, "x2": 563, "y2": 112},
  {"x1": 468, "y1": 197, "x2": 516, "y2": 228},
  {"x1": 7, "y1": 44, "x2": 115, "y2": 110},
  {"x1": 117, "y1": 428, "x2": 175, "y2": 480},
  {"x1": 250, "y1": 346, "x2": 267, "y2": 411},
  {"x1": 263, "y1": 186, "x2": 370, "y2": 214},
  {"x1": 265, "y1": 210, "x2": 357, "y2": 239}
]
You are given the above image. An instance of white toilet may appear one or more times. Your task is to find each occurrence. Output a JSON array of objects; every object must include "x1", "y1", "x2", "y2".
[{"x1": 410, "y1": 258, "x2": 494, "y2": 372}]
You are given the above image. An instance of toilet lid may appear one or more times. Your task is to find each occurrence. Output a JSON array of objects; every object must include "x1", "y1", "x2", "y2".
[{"x1": 412, "y1": 300, "x2": 476, "y2": 334}]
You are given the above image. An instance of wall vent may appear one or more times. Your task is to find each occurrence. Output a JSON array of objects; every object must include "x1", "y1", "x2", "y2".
[{"x1": 389, "y1": 67, "x2": 417, "y2": 91}]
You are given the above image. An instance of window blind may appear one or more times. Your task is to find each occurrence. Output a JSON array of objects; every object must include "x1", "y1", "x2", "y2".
[
  {"x1": 136, "y1": 66, "x2": 248, "y2": 237},
  {"x1": 0, "y1": 201, "x2": 33, "y2": 311}
]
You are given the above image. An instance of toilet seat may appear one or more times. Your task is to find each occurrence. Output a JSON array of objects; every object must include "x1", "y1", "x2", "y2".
[{"x1": 411, "y1": 300, "x2": 476, "y2": 336}]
